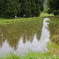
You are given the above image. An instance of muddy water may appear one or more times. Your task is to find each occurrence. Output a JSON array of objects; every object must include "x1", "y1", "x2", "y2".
[{"x1": 0, "y1": 18, "x2": 50, "y2": 56}]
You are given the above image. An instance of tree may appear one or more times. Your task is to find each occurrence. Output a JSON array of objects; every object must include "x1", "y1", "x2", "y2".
[
  {"x1": 47, "y1": 0, "x2": 59, "y2": 15},
  {"x1": 31, "y1": 0, "x2": 43, "y2": 17},
  {"x1": 19, "y1": 0, "x2": 25, "y2": 17},
  {"x1": 20, "y1": 0, "x2": 43, "y2": 17},
  {"x1": 20, "y1": 0, "x2": 31, "y2": 17},
  {"x1": 31, "y1": 0, "x2": 36, "y2": 17},
  {"x1": 24, "y1": 0, "x2": 31, "y2": 17},
  {"x1": 0, "y1": 0, "x2": 44, "y2": 18},
  {"x1": 0, "y1": 0, "x2": 20, "y2": 18}
]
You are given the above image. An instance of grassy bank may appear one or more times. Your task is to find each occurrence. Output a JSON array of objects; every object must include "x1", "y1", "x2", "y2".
[
  {"x1": 0, "y1": 17, "x2": 43, "y2": 24},
  {"x1": 0, "y1": 12, "x2": 54, "y2": 24},
  {"x1": 40, "y1": 12, "x2": 54, "y2": 17},
  {"x1": 48, "y1": 17, "x2": 59, "y2": 45}
]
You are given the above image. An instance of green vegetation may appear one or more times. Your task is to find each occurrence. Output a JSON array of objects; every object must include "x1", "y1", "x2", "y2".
[
  {"x1": 0, "y1": 12, "x2": 54, "y2": 24},
  {"x1": 0, "y1": 17, "x2": 43, "y2": 24},
  {"x1": 0, "y1": 0, "x2": 43, "y2": 18},
  {"x1": 40, "y1": 12, "x2": 54, "y2": 17},
  {"x1": 19, "y1": 0, "x2": 43, "y2": 17},
  {"x1": 48, "y1": 17, "x2": 59, "y2": 45},
  {"x1": 2, "y1": 52, "x2": 55, "y2": 59},
  {"x1": 0, "y1": 0, "x2": 20, "y2": 18},
  {"x1": 0, "y1": 0, "x2": 59, "y2": 58},
  {"x1": 47, "y1": 0, "x2": 59, "y2": 15},
  {"x1": 47, "y1": 42, "x2": 59, "y2": 56}
]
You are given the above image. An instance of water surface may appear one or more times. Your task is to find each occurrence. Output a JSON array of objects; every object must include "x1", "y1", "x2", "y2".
[{"x1": 0, "y1": 18, "x2": 50, "y2": 56}]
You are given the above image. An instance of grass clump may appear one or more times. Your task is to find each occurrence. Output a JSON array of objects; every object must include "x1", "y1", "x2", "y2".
[
  {"x1": 0, "y1": 51, "x2": 59, "y2": 59},
  {"x1": 23, "y1": 51, "x2": 54, "y2": 59},
  {"x1": 47, "y1": 42, "x2": 59, "y2": 56},
  {"x1": 5, "y1": 53, "x2": 21, "y2": 59}
]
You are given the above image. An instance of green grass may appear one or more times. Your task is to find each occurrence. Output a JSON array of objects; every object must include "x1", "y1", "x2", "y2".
[
  {"x1": 0, "y1": 12, "x2": 54, "y2": 24},
  {"x1": 0, "y1": 17, "x2": 43, "y2": 24},
  {"x1": 48, "y1": 17, "x2": 59, "y2": 45},
  {"x1": 40, "y1": 12, "x2": 54, "y2": 17}
]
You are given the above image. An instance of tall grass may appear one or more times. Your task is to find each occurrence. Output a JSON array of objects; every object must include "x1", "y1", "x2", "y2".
[{"x1": 48, "y1": 17, "x2": 59, "y2": 45}]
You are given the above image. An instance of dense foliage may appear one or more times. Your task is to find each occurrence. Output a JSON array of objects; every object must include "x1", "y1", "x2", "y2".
[
  {"x1": 47, "y1": 0, "x2": 59, "y2": 15},
  {"x1": 0, "y1": 0, "x2": 20, "y2": 18},
  {"x1": 0, "y1": 0, "x2": 43, "y2": 18}
]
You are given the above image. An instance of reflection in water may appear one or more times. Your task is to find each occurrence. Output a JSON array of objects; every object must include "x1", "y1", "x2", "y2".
[
  {"x1": 0, "y1": 18, "x2": 50, "y2": 56},
  {"x1": 39, "y1": 18, "x2": 50, "y2": 52},
  {"x1": 0, "y1": 40, "x2": 13, "y2": 57}
]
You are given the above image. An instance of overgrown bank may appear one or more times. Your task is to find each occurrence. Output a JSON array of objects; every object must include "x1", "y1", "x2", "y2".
[{"x1": 48, "y1": 17, "x2": 59, "y2": 45}]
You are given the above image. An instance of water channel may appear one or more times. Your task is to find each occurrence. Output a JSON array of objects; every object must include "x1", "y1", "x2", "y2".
[{"x1": 0, "y1": 18, "x2": 50, "y2": 57}]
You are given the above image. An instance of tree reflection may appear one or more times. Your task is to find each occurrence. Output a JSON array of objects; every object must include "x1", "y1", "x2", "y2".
[{"x1": 0, "y1": 20, "x2": 43, "y2": 50}]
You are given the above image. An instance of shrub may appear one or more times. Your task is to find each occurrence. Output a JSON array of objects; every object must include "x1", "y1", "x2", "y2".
[
  {"x1": 47, "y1": 8, "x2": 52, "y2": 14},
  {"x1": 53, "y1": 10, "x2": 58, "y2": 15}
]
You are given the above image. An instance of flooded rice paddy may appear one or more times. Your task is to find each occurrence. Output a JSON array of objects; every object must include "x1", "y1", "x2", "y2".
[{"x1": 0, "y1": 17, "x2": 58, "y2": 57}]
